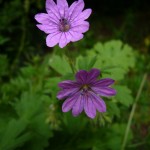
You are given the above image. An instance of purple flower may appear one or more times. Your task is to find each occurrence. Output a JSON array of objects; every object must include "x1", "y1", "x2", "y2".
[
  {"x1": 57, "y1": 69, "x2": 116, "y2": 119},
  {"x1": 35, "y1": 0, "x2": 92, "y2": 48}
]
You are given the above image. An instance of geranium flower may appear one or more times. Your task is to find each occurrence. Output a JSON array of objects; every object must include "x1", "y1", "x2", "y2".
[
  {"x1": 57, "y1": 69, "x2": 116, "y2": 119},
  {"x1": 35, "y1": 0, "x2": 92, "y2": 48}
]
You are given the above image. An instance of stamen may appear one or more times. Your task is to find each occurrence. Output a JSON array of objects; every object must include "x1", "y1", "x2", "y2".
[
  {"x1": 59, "y1": 18, "x2": 70, "y2": 32},
  {"x1": 80, "y1": 84, "x2": 90, "y2": 95},
  {"x1": 83, "y1": 85, "x2": 89, "y2": 90}
]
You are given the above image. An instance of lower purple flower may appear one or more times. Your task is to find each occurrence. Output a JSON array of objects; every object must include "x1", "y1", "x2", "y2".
[{"x1": 57, "y1": 68, "x2": 116, "y2": 119}]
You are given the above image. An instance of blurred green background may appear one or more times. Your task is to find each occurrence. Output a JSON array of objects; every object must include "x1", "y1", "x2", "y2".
[{"x1": 0, "y1": 0, "x2": 150, "y2": 150}]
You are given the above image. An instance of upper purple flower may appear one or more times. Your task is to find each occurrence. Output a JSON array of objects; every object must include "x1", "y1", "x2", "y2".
[
  {"x1": 57, "y1": 68, "x2": 116, "y2": 119},
  {"x1": 35, "y1": 0, "x2": 92, "y2": 48}
]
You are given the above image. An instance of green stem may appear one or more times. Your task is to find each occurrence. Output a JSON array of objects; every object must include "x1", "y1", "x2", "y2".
[
  {"x1": 64, "y1": 48, "x2": 77, "y2": 74},
  {"x1": 121, "y1": 73, "x2": 147, "y2": 150},
  {"x1": 16, "y1": 19, "x2": 26, "y2": 59},
  {"x1": 11, "y1": 18, "x2": 26, "y2": 73},
  {"x1": 127, "y1": 141, "x2": 146, "y2": 148},
  {"x1": 69, "y1": 58, "x2": 76, "y2": 74}
]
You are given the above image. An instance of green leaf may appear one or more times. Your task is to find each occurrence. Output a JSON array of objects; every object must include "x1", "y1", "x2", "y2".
[
  {"x1": 63, "y1": 113, "x2": 87, "y2": 135},
  {"x1": 114, "y1": 85, "x2": 134, "y2": 107},
  {"x1": 0, "y1": 36, "x2": 9, "y2": 45},
  {"x1": 49, "y1": 55, "x2": 72, "y2": 75},
  {"x1": 106, "y1": 123, "x2": 133, "y2": 150},
  {"x1": 106, "y1": 101, "x2": 120, "y2": 118},
  {"x1": 86, "y1": 40, "x2": 136, "y2": 80},
  {"x1": 101, "y1": 67, "x2": 125, "y2": 81},
  {"x1": 44, "y1": 77, "x2": 61, "y2": 101},
  {"x1": 15, "y1": 92, "x2": 45, "y2": 119},
  {"x1": 76, "y1": 55, "x2": 97, "y2": 71},
  {"x1": 0, "y1": 119, "x2": 30, "y2": 150},
  {"x1": 14, "y1": 92, "x2": 52, "y2": 150}
]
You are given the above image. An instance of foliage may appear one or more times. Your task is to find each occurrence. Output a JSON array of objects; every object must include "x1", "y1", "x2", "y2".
[
  {"x1": 77, "y1": 40, "x2": 136, "y2": 80},
  {"x1": 0, "y1": 0, "x2": 150, "y2": 150}
]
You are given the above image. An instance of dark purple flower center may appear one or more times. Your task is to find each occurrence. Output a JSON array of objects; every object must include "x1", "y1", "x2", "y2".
[
  {"x1": 80, "y1": 84, "x2": 90, "y2": 95},
  {"x1": 59, "y1": 18, "x2": 70, "y2": 32}
]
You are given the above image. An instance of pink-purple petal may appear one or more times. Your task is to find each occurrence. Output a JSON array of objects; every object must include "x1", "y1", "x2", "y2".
[
  {"x1": 69, "y1": 31, "x2": 83, "y2": 42},
  {"x1": 71, "y1": 21, "x2": 89, "y2": 33},
  {"x1": 84, "y1": 95, "x2": 96, "y2": 119},
  {"x1": 59, "y1": 33, "x2": 70, "y2": 48},
  {"x1": 36, "y1": 24, "x2": 58, "y2": 34},
  {"x1": 58, "y1": 80, "x2": 79, "y2": 89},
  {"x1": 69, "y1": 0, "x2": 84, "y2": 21},
  {"x1": 46, "y1": 0, "x2": 60, "y2": 19},
  {"x1": 92, "y1": 87, "x2": 117, "y2": 97},
  {"x1": 72, "y1": 95, "x2": 84, "y2": 116},
  {"x1": 75, "y1": 70, "x2": 88, "y2": 84},
  {"x1": 57, "y1": 0, "x2": 68, "y2": 8},
  {"x1": 92, "y1": 78, "x2": 115, "y2": 87},
  {"x1": 65, "y1": 32, "x2": 72, "y2": 41},
  {"x1": 62, "y1": 93, "x2": 80, "y2": 112},
  {"x1": 68, "y1": 1, "x2": 78, "y2": 15},
  {"x1": 87, "y1": 68, "x2": 100, "y2": 83},
  {"x1": 71, "y1": 20, "x2": 85, "y2": 27},
  {"x1": 73, "y1": 9, "x2": 92, "y2": 22},
  {"x1": 47, "y1": 13, "x2": 60, "y2": 24},
  {"x1": 46, "y1": 33, "x2": 61, "y2": 47},
  {"x1": 57, "y1": 0, "x2": 69, "y2": 18},
  {"x1": 57, "y1": 88, "x2": 79, "y2": 99},
  {"x1": 35, "y1": 13, "x2": 50, "y2": 24},
  {"x1": 90, "y1": 92, "x2": 106, "y2": 112}
]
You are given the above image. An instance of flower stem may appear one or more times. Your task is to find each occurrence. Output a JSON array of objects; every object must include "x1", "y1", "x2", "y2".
[
  {"x1": 121, "y1": 73, "x2": 147, "y2": 150},
  {"x1": 11, "y1": 17, "x2": 26, "y2": 74},
  {"x1": 64, "y1": 48, "x2": 77, "y2": 74}
]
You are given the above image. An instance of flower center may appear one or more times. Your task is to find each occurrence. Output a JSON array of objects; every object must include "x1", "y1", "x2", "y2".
[
  {"x1": 80, "y1": 84, "x2": 90, "y2": 95},
  {"x1": 82, "y1": 84, "x2": 89, "y2": 91},
  {"x1": 59, "y1": 18, "x2": 70, "y2": 32}
]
